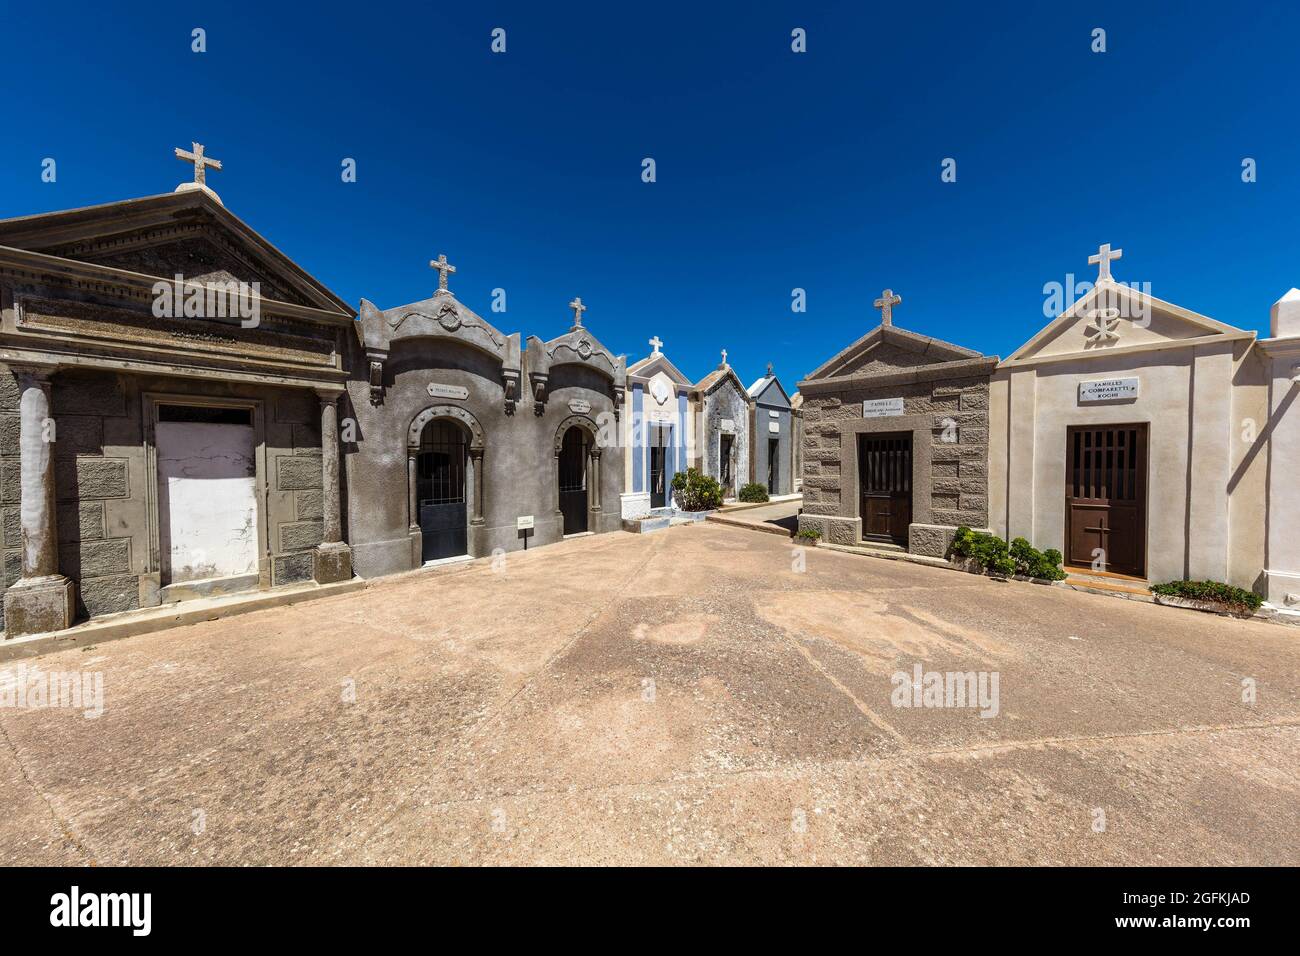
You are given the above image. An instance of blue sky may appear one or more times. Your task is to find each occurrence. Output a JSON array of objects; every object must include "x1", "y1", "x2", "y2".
[{"x1": 2, "y1": 1, "x2": 1298, "y2": 385}]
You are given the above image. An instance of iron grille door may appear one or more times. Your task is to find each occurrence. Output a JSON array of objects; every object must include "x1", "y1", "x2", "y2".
[
  {"x1": 559, "y1": 426, "x2": 589, "y2": 534},
  {"x1": 418, "y1": 420, "x2": 468, "y2": 562}
]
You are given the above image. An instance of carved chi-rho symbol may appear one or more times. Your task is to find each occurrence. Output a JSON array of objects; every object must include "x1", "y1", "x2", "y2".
[{"x1": 1085, "y1": 308, "x2": 1122, "y2": 344}]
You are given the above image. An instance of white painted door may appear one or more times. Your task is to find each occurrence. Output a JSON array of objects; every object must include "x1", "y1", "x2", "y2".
[{"x1": 157, "y1": 419, "x2": 258, "y2": 584}]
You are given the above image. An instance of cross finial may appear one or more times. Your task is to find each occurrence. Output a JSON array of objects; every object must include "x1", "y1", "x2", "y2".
[
  {"x1": 649, "y1": 335, "x2": 663, "y2": 355},
  {"x1": 720, "y1": 348, "x2": 728, "y2": 367},
  {"x1": 1088, "y1": 243, "x2": 1123, "y2": 282},
  {"x1": 430, "y1": 254, "x2": 456, "y2": 292},
  {"x1": 569, "y1": 296, "x2": 587, "y2": 328},
  {"x1": 766, "y1": 362, "x2": 774, "y2": 377},
  {"x1": 174, "y1": 142, "x2": 222, "y2": 186},
  {"x1": 874, "y1": 288, "x2": 902, "y2": 326}
]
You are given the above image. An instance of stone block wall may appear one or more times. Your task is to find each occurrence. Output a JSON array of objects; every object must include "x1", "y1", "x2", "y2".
[
  {"x1": 1, "y1": 364, "x2": 324, "y2": 632},
  {"x1": 796, "y1": 375, "x2": 992, "y2": 551},
  {"x1": 269, "y1": 389, "x2": 324, "y2": 585}
]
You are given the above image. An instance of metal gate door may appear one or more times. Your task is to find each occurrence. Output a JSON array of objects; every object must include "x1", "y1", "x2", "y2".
[
  {"x1": 559, "y1": 426, "x2": 589, "y2": 534},
  {"x1": 418, "y1": 420, "x2": 468, "y2": 562}
]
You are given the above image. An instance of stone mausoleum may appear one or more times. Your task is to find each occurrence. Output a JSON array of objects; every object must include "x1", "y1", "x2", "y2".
[
  {"x1": 797, "y1": 290, "x2": 999, "y2": 556},
  {"x1": 0, "y1": 146, "x2": 626, "y2": 637},
  {"x1": 694, "y1": 351, "x2": 752, "y2": 501}
]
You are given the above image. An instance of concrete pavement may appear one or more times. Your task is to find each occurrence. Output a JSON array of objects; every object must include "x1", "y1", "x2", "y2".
[{"x1": 0, "y1": 522, "x2": 1296, "y2": 865}]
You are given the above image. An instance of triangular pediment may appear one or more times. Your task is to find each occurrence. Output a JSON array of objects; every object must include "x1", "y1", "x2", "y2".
[
  {"x1": 628, "y1": 352, "x2": 692, "y2": 387},
  {"x1": 748, "y1": 375, "x2": 792, "y2": 408},
  {"x1": 805, "y1": 324, "x2": 982, "y2": 381},
  {"x1": 1002, "y1": 281, "x2": 1254, "y2": 367},
  {"x1": 0, "y1": 191, "x2": 351, "y2": 315}
]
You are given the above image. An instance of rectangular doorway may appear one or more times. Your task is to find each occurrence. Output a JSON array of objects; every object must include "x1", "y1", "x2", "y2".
[
  {"x1": 767, "y1": 438, "x2": 780, "y2": 493},
  {"x1": 857, "y1": 432, "x2": 912, "y2": 547},
  {"x1": 649, "y1": 425, "x2": 669, "y2": 508},
  {"x1": 719, "y1": 433, "x2": 734, "y2": 493},
  {"x1": 156, "y1": 404, "x2": 258, "y2": 585},
  {"x1": 1065, "y1": 424, "x2": 1148, "y2": 577}
]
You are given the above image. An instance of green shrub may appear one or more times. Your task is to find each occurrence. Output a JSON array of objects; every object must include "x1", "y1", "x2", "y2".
[
  {"x1": 795, "y1": 527, "x2": 822, "y2": 541},
  {"x1": 949, "y1": 526, "x2": 1065, "y2": 579},
  {"x1": 1151, "y1": 580, "x2": 1263, "y2": 613},
  {"x1": 1009, "y1": 537, "x2": 1067, "y2": 581},
  {"x1": 738, "y1": 482, "x2": 769, "y2": 503},
  {"x1": 671, "y1": 467, "x2": 723, "y2": 511}
]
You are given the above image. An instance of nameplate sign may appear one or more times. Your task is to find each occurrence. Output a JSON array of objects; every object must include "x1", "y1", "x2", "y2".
[
  {"x1": 862, "y1": 397, "x2": 905, "y2": 418},
  {"x1": 517, "y1": 515, "x2": 535, "y2": 530},
  {"x1": 1078, "y1": 378, "x2": 1139, "y2": 403},
  {"x1": 768, "y1": 410, "x2": 780, "y2": 419},
  {"x1": 427, "y1": 383, "x2": 468, "y2": 400},
  {"x1": 768, "y1": 422, "x2": 780, "y2": 434},
  {"x1": 568, "y1": 399, "x2": 592, "y2": 413},
  {"x1": 647, "y1": 406, "x2": 675, "y2": 423},
  {"x1": 720, "y1": 418, "x2": 736, "y2": 433}
]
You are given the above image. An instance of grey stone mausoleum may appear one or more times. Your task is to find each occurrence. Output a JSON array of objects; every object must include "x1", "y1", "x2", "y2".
[
  {"x1": 797, "y1": 295, "x2": 998, "y2": 557},
  {"x1": 0, "y1": 156, "x2": 625, "y2": 637}
]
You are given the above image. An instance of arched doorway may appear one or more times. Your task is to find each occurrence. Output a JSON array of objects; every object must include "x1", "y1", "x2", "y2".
[
  {"x1": 558, "y1": 425, "x2": 589, "y2": 535},
  {"x1": 417, "y1": 418, "x2": 468, "y2": 561}
]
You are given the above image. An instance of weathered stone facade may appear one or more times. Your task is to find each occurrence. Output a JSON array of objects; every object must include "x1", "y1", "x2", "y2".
[
  {"x1": 797, "y1": 324, "x2": 998, "y2": 556},
  {"x1": 694, "y1": 361, "x2": 751, "y2": 500},
  {"x1": 0, "y1": 187, "x2": 354, "y2": 635}
]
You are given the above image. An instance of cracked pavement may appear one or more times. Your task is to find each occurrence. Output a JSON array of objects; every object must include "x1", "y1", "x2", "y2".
[{"x1": 0, "y1": 523, "x2": 1296, "y2": 865}]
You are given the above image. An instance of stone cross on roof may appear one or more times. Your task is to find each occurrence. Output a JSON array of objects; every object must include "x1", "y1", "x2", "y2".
[
  {"x1": 874, "y1": 289, "x2": 901, "y2": 326},
  {"x1": 766, "y1": 361, "x2": 774, "y2": 377},
  {"x1": 649, "y1": 335, "x2": 663, "y2": 355},
  {"x1": 720, "y1": 348, "x2": 728, "y2": 367},
  {"x1": 430, "y1": 254, "x2": 456, "y2": 292},
  {"x1": 569, "y1": 296, "x2": 587, "y2": 328},
  {"x1": 1088, "y1": 243, "x2": 1123, "y2": 282},
  {"x1": 174, "y1": 142, "x2": 222, "y2": 186}
]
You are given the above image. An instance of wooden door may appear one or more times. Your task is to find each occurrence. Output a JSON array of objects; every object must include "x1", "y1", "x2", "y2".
[
  {"x1": 857, "y1": 433, "x2": 912, "y2": 546},
  {"x1": 1065, "y1": 425, "x2": 1147, "y2": 576}
]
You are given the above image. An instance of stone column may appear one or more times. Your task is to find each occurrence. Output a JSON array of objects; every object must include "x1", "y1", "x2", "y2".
[
  {"x1": 553, "y1": 453, "x2": 562, "y2": 517},
  {"x1": 589, "y1": 448, "x2": 602, "y2": 512},
  {"x1": 3, "y1": 365, "x2": 75, "y2": 636},
  {"x1": 408, "y1": 452, "x2": 419, "y2": 530},
  {"x1": 470, "y1": 448, "x2": 485, "y2": 525},
  {"x1": 311, "y1": 389, "x2": 352, "y2": 585}
]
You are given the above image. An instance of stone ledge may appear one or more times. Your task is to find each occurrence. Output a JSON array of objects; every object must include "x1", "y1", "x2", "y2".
[{"x1": 0, "y1": 577, "x2": 366, "y2": 662}]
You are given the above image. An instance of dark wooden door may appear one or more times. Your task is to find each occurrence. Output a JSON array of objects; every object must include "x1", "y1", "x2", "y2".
[
  {"x1": 1065, "y1": 425, "x2": 1147, "y2": 576},
  {"x1": 559, "y1": 426, "x2": 589, "y2": 534},
  {"x1": 719, "y1": 434, "x2": 734, "y2": 491},
  {"x1": 857, "y1": 433, "x2": 912, "y2": 546},
  {"x1": 649, "y1": 425, "x2": 667, "y2": 508},
  {"x1": 417, "y1": 420, "x2": 468, "y2": 562},
  {"x1": 767, "y1": 438, "x2": 779, "y2": 493}
]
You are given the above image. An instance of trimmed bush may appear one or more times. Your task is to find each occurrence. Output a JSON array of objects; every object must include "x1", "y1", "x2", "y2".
[
  {"x1": 671, "y1": 467, "x2": 723, "y2": 511},
  {"x1": 738, "y1": 482, "x2": 769, "y2": 503},
  {"x1": 1009, "y1": 537, "x2": 1067, "y2": 581},
  {"x1": 795, "y1": 527, "x2": 822, "y2": 541},
  {"x1": 1151, "y1": 580, "x2": 1263, "y2": 613},
  {"x1": 948, "y1": 526, "x2": 1064, "y2": 580}
]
